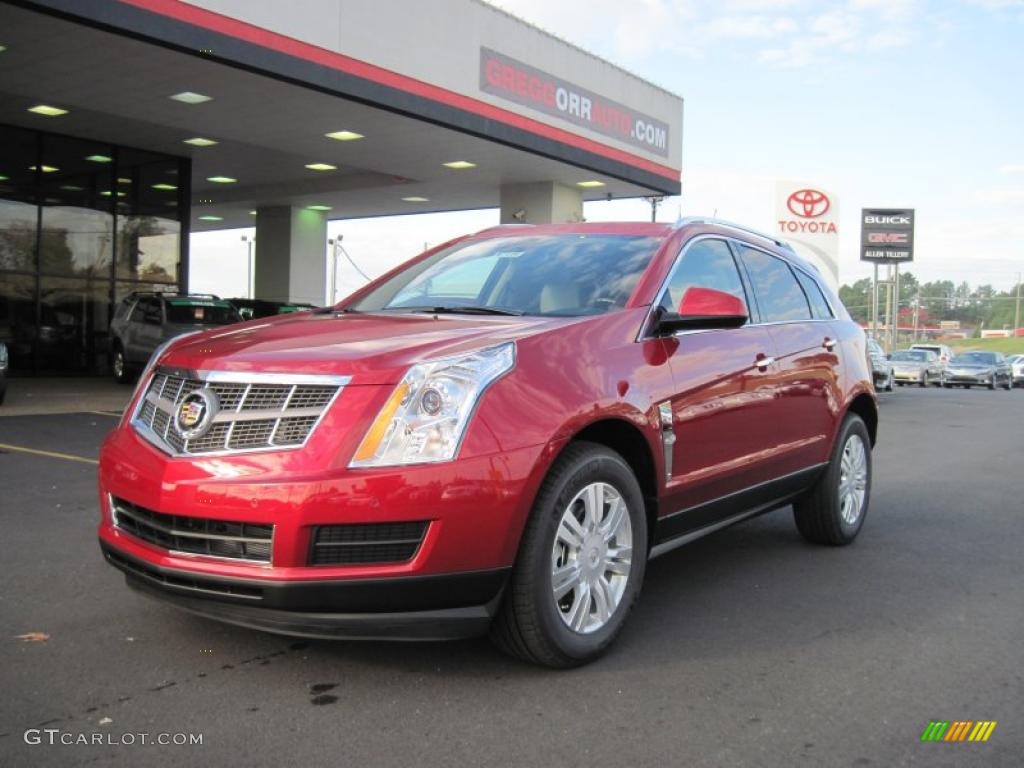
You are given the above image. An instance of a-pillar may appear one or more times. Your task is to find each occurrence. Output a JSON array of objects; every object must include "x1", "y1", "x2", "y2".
[
  {"x1": 253, "y1": 206, "x2": 327, "y2": 305},
  {"x1": 499, "y1": 182, "x2": 583, "y2": 224}
]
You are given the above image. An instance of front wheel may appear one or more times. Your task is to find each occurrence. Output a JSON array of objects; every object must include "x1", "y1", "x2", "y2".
[
  {"x1": 987, "y1": 378, "x2": 996, "y2": 391},
  {"x1": 884, "y1": 370, "x2": 894, "y2": 392},
  {"x1": 1004, "y1": 376, "x2": 1013, "y2": 391},
  {"x1": 491, "y1": 441, "x2": 647, "y2": 668},
  {"x1": 919, "y1": 372, "x2": 928, "y2": 388},
  {"x1": 793, "y1": 415, "x2": 872, "y2": 546}
]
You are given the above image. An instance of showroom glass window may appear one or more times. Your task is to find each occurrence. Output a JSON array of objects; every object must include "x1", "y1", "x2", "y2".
[{"x1": 0, "y1": 124, "x2": 188, "y2": 375}]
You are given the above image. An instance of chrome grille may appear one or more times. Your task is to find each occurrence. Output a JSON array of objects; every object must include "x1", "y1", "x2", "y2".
[
  {"x1": 111, "y1": 496, "x2": 273, "y2": 563},
  {"x1": 132, "y1": 368, "x2": 349, "y2": 457}
]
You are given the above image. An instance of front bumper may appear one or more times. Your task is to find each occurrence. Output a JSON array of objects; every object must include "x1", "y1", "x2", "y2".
[
  {"x1": 102, "y1": 543, "x2": 507, "y2": 640},
  {"x1": 944, "y1": 371, "x2": 992, "y2": 384},
  {"x1": 98, "y1": 421, "x2": 550, "y2": 639},
  {"x1": 892, "y1": 369, "x2": 923, "y2": 381}
]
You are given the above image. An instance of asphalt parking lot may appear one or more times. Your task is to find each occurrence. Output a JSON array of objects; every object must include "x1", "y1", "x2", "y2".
[{"x1": 1, "y1": 387, "x2": 1021, "y2": 767}]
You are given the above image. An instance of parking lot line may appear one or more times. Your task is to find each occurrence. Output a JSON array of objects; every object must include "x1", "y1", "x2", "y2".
[
  {"x1": 88, "y1": 410, "x2": 123, "y2": 417},
  {"x1": 0, "y1": 442, "x2": 99, "y2": 466}
]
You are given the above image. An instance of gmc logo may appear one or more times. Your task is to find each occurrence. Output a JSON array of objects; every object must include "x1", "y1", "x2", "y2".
[{"x1": 867, "y1": 233, "x2": 909, "y2": 244}]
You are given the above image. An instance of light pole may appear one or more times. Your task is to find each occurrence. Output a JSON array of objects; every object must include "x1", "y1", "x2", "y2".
[
  {"x1": 240, "y1": 235, "x2": 254, "y2": 298},
  {"x1": 643, "y1": 195, "x2": 665, "y2": 223},
  {"x1": 1015, "y1": 271, "x2": 1022, "y2": 333}
]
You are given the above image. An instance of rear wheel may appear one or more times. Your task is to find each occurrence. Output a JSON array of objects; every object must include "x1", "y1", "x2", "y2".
[
  {"x1": 111, "y1": 344, "x2": 134, "y2": 384},
  {"x1": 793, "y1": 414, "x2": 871, "y2": 546},
  {"x1": 491, "y1": 441, "x2": 647, "y2": 668}
]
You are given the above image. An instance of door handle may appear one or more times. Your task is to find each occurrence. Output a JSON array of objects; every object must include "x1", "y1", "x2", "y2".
[
  {"x1": 823, "y1": 337, "x2": 837, "y2": 351},
  {"x1": 755, "y1": 354, "x2": 774, "y2": 371}
]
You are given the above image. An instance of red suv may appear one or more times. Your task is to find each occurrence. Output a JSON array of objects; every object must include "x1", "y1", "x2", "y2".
[{"x1": 98, "y1": 220, "x2": 877, "y2": 667}]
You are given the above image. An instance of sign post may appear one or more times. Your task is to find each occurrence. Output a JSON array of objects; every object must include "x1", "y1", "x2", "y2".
[{"x1": 861, "y1": 209, "x2": 915, "y2": 351}]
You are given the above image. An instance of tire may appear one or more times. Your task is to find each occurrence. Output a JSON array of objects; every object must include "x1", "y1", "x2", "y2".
[
  {"x1": 1004, "y1": 376, "x2": 1013, "y2": 391},
  {"x1": 884, "y1": 371, "x2": 894, "y2": 393},
  {"x1": 112, "y1": 344, "x2": 134, "y2": 384},
  {"x1": 942, "y1": 382, "x2": 951, "y2": 389},
  {"x1": 491, "y1": 441, "x2": 647, "y2": 668},
  {"x1": 793, "y1": 414, "x2": 872, "y2": 546},
  {"x1": 919, "y1": 372, "x2": 928, "y2": 388},
  {"x1": 987, "y1": 378, "x2": 996, "y2": 391}
]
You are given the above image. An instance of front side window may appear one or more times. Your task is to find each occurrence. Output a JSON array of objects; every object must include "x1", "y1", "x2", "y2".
[
  {"x1": 738, "y1": 247, "x2": 812, "y2": 323},
  {"x1": 350, "y1": 234, "x2": 662, "y2": 317},
  {"x1": 657, "y1": 238, "x2": 747, "y2": 313}
]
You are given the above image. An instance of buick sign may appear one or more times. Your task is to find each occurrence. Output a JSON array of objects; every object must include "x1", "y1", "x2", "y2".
[{"x1": 860, "y1": 208, "x2": 915, "y2": 262}]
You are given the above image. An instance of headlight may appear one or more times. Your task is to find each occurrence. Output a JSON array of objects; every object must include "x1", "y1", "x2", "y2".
[{"x1": 350, "y1": 342, "x2": 515, "y2": 467}]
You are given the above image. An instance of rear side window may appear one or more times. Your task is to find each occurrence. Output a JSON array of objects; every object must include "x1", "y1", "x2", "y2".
[
  {"x1": 793, "y1": 269, "x2": 834, "y2": 319},
  {"x1": 738, "y1": 247, "x2": 812, "y2": 322},
  {"x1": 165, "y1": 299, "x2": 239, "y2": 325},
  {"x1": 658, "y1": 238, "x2": 747, "y2": 312}
]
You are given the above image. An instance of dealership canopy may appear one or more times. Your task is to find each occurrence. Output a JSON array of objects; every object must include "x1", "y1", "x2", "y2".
[{"x1": 0, "y1": 0, "x2": 683, "y2": 376}]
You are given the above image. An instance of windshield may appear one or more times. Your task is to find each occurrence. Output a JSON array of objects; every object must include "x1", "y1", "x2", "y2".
[
  {"x1": 952, "y1": 352, "x2": 997, "y2": 365},
  {"x1": 891, "y1": 350, "x2": 928, "y2": 362},
  {"x1": 349, "y1": 234, "x2": 663, "y2": 317},
  {"x1": 165, "y1": 299, "x2": 240, "y2": 325}
]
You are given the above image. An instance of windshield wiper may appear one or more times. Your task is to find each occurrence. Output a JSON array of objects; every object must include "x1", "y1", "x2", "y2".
[{"x1": 396, "y1": 305, "x2": 524, "y2": 316}]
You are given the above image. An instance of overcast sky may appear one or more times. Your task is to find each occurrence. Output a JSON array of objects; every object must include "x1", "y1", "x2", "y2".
[{"x1": 191, "y1": 0, "x2": 1024, "y2": 300}]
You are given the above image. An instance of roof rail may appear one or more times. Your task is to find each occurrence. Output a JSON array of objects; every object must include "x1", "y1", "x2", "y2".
[
  {"x1": 674, "y1": 216, "x2": 793, "y2": 250},
  {"x1": 127, "y1": 290, "x2": 222, "y2": 299}
]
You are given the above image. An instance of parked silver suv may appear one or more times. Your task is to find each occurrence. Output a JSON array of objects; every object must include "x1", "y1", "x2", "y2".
[{"x1": 108, "y1": 293, "x2": 241, "y2": 383}]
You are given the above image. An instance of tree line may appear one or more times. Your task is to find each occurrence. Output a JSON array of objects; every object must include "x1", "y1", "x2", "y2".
[{"x1": 838, "y1": 273, "x2": 1023, "y2": 331}]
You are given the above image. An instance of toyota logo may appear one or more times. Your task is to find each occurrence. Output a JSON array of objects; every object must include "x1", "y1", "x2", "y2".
[
  {"x1": 787, "y1": 189, "x2": 830, "y2": 218},
  {"x1": 175, "y1": 388, "x2": 219, "y2": 440}
]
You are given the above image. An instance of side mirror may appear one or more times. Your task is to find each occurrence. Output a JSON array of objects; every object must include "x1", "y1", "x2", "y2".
[{"x1": 655, "y1": 287, "x2": 748, "y2": 335}]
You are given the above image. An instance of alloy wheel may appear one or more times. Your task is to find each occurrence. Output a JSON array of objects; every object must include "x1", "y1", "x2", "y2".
[
  {"x1": 551, "y1": 482, "x2": 632, "y2": 634},
  {"x1": 838, "y1": 434, "x2": 868, "y2": 526}
]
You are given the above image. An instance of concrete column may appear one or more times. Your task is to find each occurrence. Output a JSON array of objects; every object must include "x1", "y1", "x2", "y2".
[
  {"x1": 253, "y1": 206, "x2": 328, "y2": 305},
  {"x1": 499, "y1": 182, "x2": 583, "y2": 225}
]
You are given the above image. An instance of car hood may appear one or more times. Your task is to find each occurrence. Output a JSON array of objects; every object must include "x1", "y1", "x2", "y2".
[
  {"x1": 159, "y1": 310, "x2": 575, "y2": 385},
  {"x1": 948, "y1": 363, "x2": 994, "y2": 372},
  {"x1": 891, "y1": 361, "x2": 928, "y2": 370}
]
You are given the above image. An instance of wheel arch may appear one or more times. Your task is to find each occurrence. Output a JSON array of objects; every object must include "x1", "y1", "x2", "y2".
[
  {"x1": 845, "y1": 391, "x2": 878, "y2": 447},
  {"x1": 568, "y1": 418, "x2": 660, "y2": 546}
]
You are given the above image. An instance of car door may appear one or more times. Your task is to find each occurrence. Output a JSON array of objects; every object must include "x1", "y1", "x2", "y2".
[
  {"x1": 735, "y1": 245, "x2": 840, "y2": 476},
  {"x1": 128, "y1": 297, "x2": 162, "y2": 364},
  {"x1": 656, "y1": 236, "x2": 779, "y2": 520}
]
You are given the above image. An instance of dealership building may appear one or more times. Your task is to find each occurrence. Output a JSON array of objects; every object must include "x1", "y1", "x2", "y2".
[{"x1": 0, "y1": 0, "x2": 683, "y2": 376}]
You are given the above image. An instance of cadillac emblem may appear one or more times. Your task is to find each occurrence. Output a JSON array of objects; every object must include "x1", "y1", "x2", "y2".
[{"x1": 175, "y1": 388, "x2": 218, "y2": 440}]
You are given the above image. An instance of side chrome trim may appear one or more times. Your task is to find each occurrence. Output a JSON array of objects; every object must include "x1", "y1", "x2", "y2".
[{"x1": 658, "y1": 401, "x2": 675, "y2": 481}]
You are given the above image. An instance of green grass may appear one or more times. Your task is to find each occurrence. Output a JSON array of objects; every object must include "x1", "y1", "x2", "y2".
[{"x1": 945, "y1": 337, "x2": 1024, "y2": 355}]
